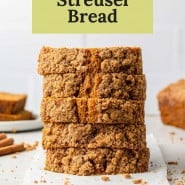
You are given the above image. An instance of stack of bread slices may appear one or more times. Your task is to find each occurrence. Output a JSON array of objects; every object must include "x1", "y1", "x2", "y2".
[{"x1": 38, "y1": 47, "x2": 149, "y2": 175}]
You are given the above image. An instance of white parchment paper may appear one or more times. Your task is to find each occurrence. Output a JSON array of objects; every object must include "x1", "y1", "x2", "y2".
[{"x1": 23, "y1": 135, "x2": 170, "y2": 185}]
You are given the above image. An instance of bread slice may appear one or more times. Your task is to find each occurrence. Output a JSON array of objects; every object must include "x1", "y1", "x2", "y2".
[
  {"x1": 0, "y1": 92, "x2": 27, "y2": 114},
  {"x1": 43, "y1": 73, "x2": 146, "y2": 100},
  {"x1": 41, "y1": 98, "x2": 144, "y2": 124},
  {"x1": 38, "y1": 47, "x2": 143, "y2": 75},
  {"x1": 0, "y1": 110, "x2": 33, "y2": 121},
  {"x1": 158, "y1": 79, "x2": 185, "y2": 129},
  {"x1": 42, "y1": 122, "x2": 146, "y2": 149},
  {"x1": 45, "y1": 147, "x2": 149, "y2": 175}
]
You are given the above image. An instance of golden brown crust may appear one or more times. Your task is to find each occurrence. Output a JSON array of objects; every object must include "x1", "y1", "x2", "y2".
[
  {"x1": 158, "y1": 79, "x2": 185, "y2": 129},
  {"x1": 43, "y1": 73, "x2": 146, "y2": 100},
  {"x1": 41, "y1": 98, "x2": 144, "y2": 124},
  {"x1": 42, "y1": 123, "x2": 146, "y2": 149},
  {"x1": 0, "y1": 92, "x2": 26, "y2": 114},
  {"x1": 38, "y1": 47, "x2": 143, "y2": 75},
  {"x1": 45, "y1": 147, "x2": 149, "y2": 175}
]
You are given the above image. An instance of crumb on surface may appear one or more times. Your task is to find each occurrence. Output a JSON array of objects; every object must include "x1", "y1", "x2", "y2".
[
  {"x1": 168, "y1": 161, "x2": 178, "y2": 165},
  {"x1": 34, "y1": 180, "x2": 38, "y2": 184},
  {"x1": 11, "y1": 128, "x2": 17, "y2": 133},
  {"x1": 141, "y1": 181, "x2": 148, "y2": 185},
  {"x1": 132, "y1": 179, "x2": 142, "y2": 184},
  {"x1": 169, "y1": 132, "x2": 176, "y2": 135},
  {"x1": 179, "y1": 137, "x2": 183, "y2": 141},
  {"x1": 12, "y1": 154, "x2": 17, "y2": 158},
  {"x1": 101, "y1": 176, "x2": 110, "y2": 181},
  {"x1": 25, "y1": 141, "x2": 39, "y2": 151},
  {"x1": 168, "y1": 177, "x2": 172, "y2": 181},
  {"x1": 123, "y1": 173, "x2": 132, "y2": 179},
  {"x1": 40, "y1": 179, "x2": 47, "y2": 183},
  {"x1": 64, "y1": 177, "x2": 72, "y2": 185}
]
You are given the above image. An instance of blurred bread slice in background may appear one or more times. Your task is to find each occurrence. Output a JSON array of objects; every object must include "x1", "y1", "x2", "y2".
[
  {"x1": 0, "y1": 110, "x2": 33, "y2": 121},
  {"x1": 157, "y1": 79, "x2": 185, "y2": 129},
  {"x1": 0, "y1": 92, "x2": 34, "y2": 121},
  {"x1": 0, "y1": 92, "x2": 26, "y2": 114}
]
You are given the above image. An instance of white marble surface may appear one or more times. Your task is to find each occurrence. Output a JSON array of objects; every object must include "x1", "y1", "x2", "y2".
[
  {"x1": 0, "y1": 130, "x2": 41, "y2": 185},
  {"x1": 0, "y1": 116, "x2": 185, "y2": 185}
]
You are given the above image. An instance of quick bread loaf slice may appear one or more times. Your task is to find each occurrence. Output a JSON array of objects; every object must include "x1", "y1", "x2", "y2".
[
  {"x1": 41, "y1": 98, "x2": 144, "y2": 124},
  {"x1": 43, "y1": 73, "x2": 146, "y2": 100},
  {"x1": 38, "y1": 47, "x2": 143, "y2": 75},
  {"x1": 158, "y1": 79, "x2": 185, "y2": 129},
  {"x1": 45, "y1": 147, "x2": 149, "y2": 175},
  {"x1": 0, "y1": 110, "x2": 33, "y2": 121},
  {"x1": 0, "y1": 92, "x2": 26, "y2": 114},
  {"x1": 42, "y1": 123, "x2": 146, "y2": 149}
]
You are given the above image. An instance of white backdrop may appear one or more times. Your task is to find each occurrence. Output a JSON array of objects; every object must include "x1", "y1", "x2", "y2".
[{"x1": 0, "y1": 0, "x2": 185, "y2": 114}]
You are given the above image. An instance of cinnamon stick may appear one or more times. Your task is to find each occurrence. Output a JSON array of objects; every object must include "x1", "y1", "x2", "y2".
[
  {"x1": 0, "y1": 143, "x2": 25, "y2": 156},
  {"x1": 0, "y1": 138, "x2": 14, "y2": 148},
  {"x1": 0, "y1": 133, "x2": 7, "y2": 140}
]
